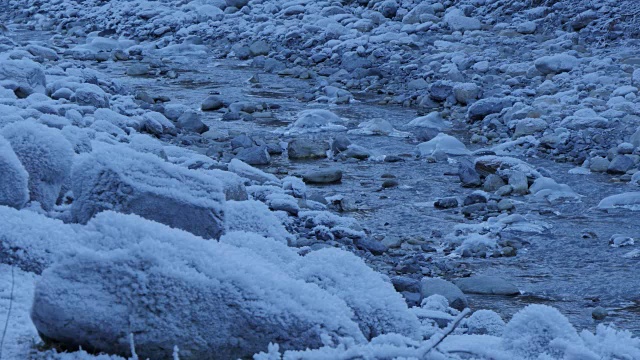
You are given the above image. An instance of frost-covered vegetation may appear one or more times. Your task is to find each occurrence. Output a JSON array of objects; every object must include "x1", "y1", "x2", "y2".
[{"x1": 1, "y1": 0, "x2": 640, "y2": 359}]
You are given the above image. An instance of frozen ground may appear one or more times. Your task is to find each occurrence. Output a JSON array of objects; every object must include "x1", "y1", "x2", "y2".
[{"x1": 1, "y1": 0, "x2": 640, "y2": 359}]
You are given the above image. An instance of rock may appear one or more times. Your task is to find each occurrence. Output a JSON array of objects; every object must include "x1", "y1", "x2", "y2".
[
  {"x1": 483, "y1": 174, "x2": 506, "y2": 192},
  {"x1": 141, "y1": 111, "x2": 176, "y2": 136},
  {"x1": 126, "y1": 63, "x2": 150, "y2": 76},
  {"x1": 227, "y1": 159, "x2": 280, "y2": 185},
  {"x1": 458, "y1": 161, "x2": 482, "y2": 187},
  {"x1": 379, "y1": 0, "x2": 398, "y2": 18},
  {"x1": 331, "y1": 135, "x2": 352, "y2": 153},
  {"x1": 465, "y1": 310, "x2": 506, "y2": 336},
  {"x1": 513, "y1": 118, "x2": 547, "y2": 138},
  {"x1": 444, "y1": 8, "x2": 481, "y2": 32},
  {"x1": 225, "y1": 0, "x2": 248, "y2": 8},
  {"x1": 508, "y1": 171, "x2": 529, "y2": 195},
  {"x1": 1, "y1": 121, "x2": 73, "y2": 211},
  {"x1": 249, "y1": 40, "x2": 270, "y2": 57},
  {"x1": 0, "y1": 136, "x2": 29, "y2": 209},
  {"x1": 71, "y1": 144, "x2": 225, "y2": 239},
  {"x1": 607, "y1": 155, "x2": 634, "y2": 174},
  {"x1": 417, "y1": 133, "x2": 470, "y2": 156},
  {"x1": 420, "y1": 278, "x2": 468, "y2": 311},
  {"x1": 592, "y1": 307, "x2": 608, "y2": 320},
  {"x1": 560, "y1": 109, "x2": 608, "y2": 129},
  {"x1": 288, "y1": 139, "x2": 329, "y2": 160},
  {"x1": 516, "y1": 21, "x2": 537, "y2": 34},
  {"x1": 454, "y1": 276, "x2": 519, "y2": 295},
  {"x1": 434, "y1": 197, "x2": 458, "y2": 209},
  {"x1": 201, "y1": 96, "x2": 224, "y2": 111},
  {"x1": 230, "y1": 134, "x2": 254, "y2": 150},
  {"x1": 354, "y1": 237, "x2": 388, "y2": 255},
  {"x1": 0, "y1": 59, "x2": 46, "y2": 97},
  {"x1": 342, "y1": 145, "x2": 370, "y2": 160},
  {"x1": 403, "y1": 4, "x2": 434, "y2": 24},
  {"x1": 177, "y1": 110, "x2": 208, "y2": 133},
  {"x1": 463, "y1": 192, "x2": 487, "y2": 206},
  {"x1": 572, "y1": 10, "x2": 598, "y2": 31},
  {"x1": 235, "y1": 146, "x2": 271, "y2": 166},
  {"x1": 589, "y1": 156, "x2": 610, "y2": 172},
  {"x1": 381, "y1": 179, "x2": 399, "y2": 188},
  {"x1": 26, "y1": 44, "x2": 59, "y2": 61},
  {"x1": 534, "y1": 54, "x2": 579, "y2": 75},
  {"x1": 407, "y1": 112, "x2": 450, "y2": 131},
  {"x1": 302, "y1": 169, "x2": 342, "y2": 184},
  {"x1": 453, "y1": 83, "x2": 480, "y2": 105},
  {"x1": 32, "y1": 212, "x2": 363, "y2": 360},
  {"x1": 429, "y1": 81, "x2": 454, "y2": 102},
  {"x1": 391, "y1": 276, "x2": 421, "y2": 293},
  {"x1": 73, "y1": 84, "x2": 109, "y2": 108},
  {"x1": 467, "y1": 98, "x2": 512, "y2": 121}
]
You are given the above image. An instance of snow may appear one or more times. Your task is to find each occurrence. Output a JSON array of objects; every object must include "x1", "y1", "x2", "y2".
[
  {"x1": 0, "y1": 135, "x2": 29, "y2": 209},
  {"x1": 225, "y1": 200, "x2": 293, "y2": 244},
  {"x1": 597, "y1": 192, "x2": 640, "y2": 211},
  {"x1": 417, "y1": 133, "x2": 471, "y2": 156},
  {"x1": 1, "y1": 121, "x2": 74, "y2": 211},
  {"x1": 406, "y1": 112, "x2": 451, "y2": 131},
  {"x1": 284, "y1": 109, "x2": 346, "y2": 135}
]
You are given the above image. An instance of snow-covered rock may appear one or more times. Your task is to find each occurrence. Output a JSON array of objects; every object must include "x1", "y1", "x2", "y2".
[
  {"x1": 32, "y1": 211, "x2": 365, "y2": 360},
  {"x1": 1, "y1": 121, "x2": 73, "y2": 211},
  {"x1": 71, "y1": 144, "x2": 225, "y2": 239},
  {"x1": 225, "y1": 200, "x2": 293, "y2": 244},
  {"x1": 0, "y1": 136, "x2": 29, "y2": 209},
  {"x1": 444, "y1": 8, "x2": 481, "y2": 32},
  {"x1": 417, "y1": 133, "x2": 470, "y2": 156},
  {"x1": 597, "y1": 192, "x2": 640, "y2": 211},
  {"x1": 406, "y1": 112, "x2": 451, "y2": 130},
  {"x1": 534, "y1": 54, "x2": 579, "y2": 75},
  {"x1": 0, "y1": 59, "x2": 46, "y2": 97}
]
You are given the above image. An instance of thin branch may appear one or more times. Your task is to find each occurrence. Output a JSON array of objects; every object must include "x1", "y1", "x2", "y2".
[
  {"x1": 0, "y1": 266, "x2": 15, "y2": 360},
  {"x1": 417, "y1": 307, "x2": 471, "y2": 357}
]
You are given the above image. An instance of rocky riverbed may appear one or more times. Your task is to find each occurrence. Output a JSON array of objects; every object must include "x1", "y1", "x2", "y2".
[{"x1": 1, "y1": 0, "x2": 640, "y2": 359}]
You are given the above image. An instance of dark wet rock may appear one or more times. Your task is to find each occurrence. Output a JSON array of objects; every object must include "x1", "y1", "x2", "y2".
[
  {"x1": 331, "y1": 135, "x2": 352, "y2": 153},
  {"x1": 454, "y1": 276, "x2": 520, "y2": 296},
  {"x1": 355, "y1": 237, "x2": 388, "y2": 255},
  {"x1": 342, "y1": 145, "x2": 370, "y2": 160},
  {"x1": 463, "y1": 192, "x2": 487, "y2": 206},
  {"x1": 467, "y1": 98, "x2": 512, "y2": 121},
  {"x1": 420, "y1": 278, "x2": 468, "y2": 311},
  {"x1": 434, "y1": 197, "x2": 458, "y2": 209},
  {"x1": 459, "y1": 161, "x2": 482, "y2": 188},
  {"x1": 288, "y1": 139, "x2": 329, "y2": 160},
  {"x1": 592, "y1": 307, "x2": 608, "y2": 320},
  {"x1": 607, "y1": 155, "x2": 634, "y2": 174},
  {"x1": 235, "y1": 146, "x2": 270, "y2": 166},
  {"x1": 201, "y1": 95, "x2": 225, "y2": 111},
  {"x1": 231, "y1": 134, "x2": 254, "y2": 150},
  {"x1": 177, "y1": 110, "x2": 208, "y2": 134},
  {"x1": 302, "y1": 169, "x2": 342, "y2": 184},
  {"x1": 381, "y1": 179, "x2": 399, "y2": 188},
  {"x1": 483, "y1": 174, "x2": 506, "y2": 192},
  {"x1": 392, "y1": 276, "x2": 421, "y2": 293}
]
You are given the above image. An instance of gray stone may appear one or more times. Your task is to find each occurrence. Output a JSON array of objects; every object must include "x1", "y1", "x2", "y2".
[
  {"x1": 483, "y1": 174, "x2": 506, "y2": 192},
  {"x1": 534, "y1": 54, "x2": 578, "y2": 75},
  {"x1": 608, "y1": 155, "x2": 634, "y2": 174},
  {"x1": 458, "y1": 161, "x2": 482, "y2": 187},
  {"x1": 516, "y1": 21, "x2": 537, "y2": 34},
  {"x1": 302, "y1": 169, "x2": 342, "y2": 184},
  {"x1": 497, "y1": 199, "x2": 515, "y2": 211},
  {"x1": 420, "y1": 278, "x2": 468, "y2": 311},
  {"x1": 126, "y1": 64, "x2": 150, "y2": 76},
  {"x1": 513, "y1": 118, "x2": 547, "y2": 138},
  {"x1": 592, "y1": 306, "x2": 608, "y2": 320},
  {"x1": 508, "y1": 171, "x2": 528, "y2": 195},
  {"x1": 429, "y1": 81, "x2": 453, "y2": 102},
  {"x1": 434, "y1": 197, "x2": 458, "y2": 209},
  {"x1": 495, "y1": 185, "x2": 513, "y2": 197},
  {"x1": 467, "y1": 98, "x2": 512, "y2": 121},
  {"x1": 74, "y1": 85, "x2": 109, "y2": 108},
  {"x1": 453, "y1": 83, "x2": 480, "y2": 105},
  {"x1": 355, "y1": 237, "x2": 388, "y2": 255},
  {"x1": 379, "y1": 0, "x2": 398, "y2": 18},
  {"x1": 201, "y1": 96, "x2": 225, "y2": 111},
  {"x1": 589, "y1": 157, "x2": 610, "y2": 172},
  {"x1": 331, "y1": 135, "x2": 352, "y2": 153},
  {"x1": 392, "y1": 276, "x2": 421, "y2": 293},
  {"x1": 71, "y1": 145, "x2": 225, "y2": 240},
  {"x1": 231, "y1": 134, "x2": 254, "y2": 150},
  {"x1": 342, "y1": 145, "x2": 370, "y2": 160},
  {"x1": 177, "y1": 110, "x2": 208, "y2": 134},
  {"x1": 249, "y1": 40, "x2": 270, "y2": 57},
  {"x1": 225, "y1": 0, "x2": 248, "y2": 8},
  {"x1": 288, "y1": 139, "x2": 329, "y2": 160},
  {"x1": 235, "y1": 146, "x2": 271, "y2": 166},
  {"x1": 454, "y1": 276, "x2": 519, "y2": 296}
]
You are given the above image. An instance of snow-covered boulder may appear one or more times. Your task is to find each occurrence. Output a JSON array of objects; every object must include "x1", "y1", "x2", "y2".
[
  {"x1": 444, "y1": 8, "x2": 481, "y2": 32},
  {"x1": 1, "y1": 121, "x2": 74, "y2": 211},
  {"x1": 597, "y1": 192, "x2": 640, "y2": 211},
  {"x1": 0, "y1": 205, "x2": 80, "y2": 273},
  {"x1": 32, "y1": 211, "x2": 365, "y2": 359},
  {"x1": 285, "y1": 109, "x2": 346, "y2": 135},
  {"x1": 225, "y1": 200, "x2": 293, "y2": 244},
  {"x1": 0, "y1": 59, "x2": 46, "y2": 97},
  {"x1": 71, "y1": 144, "x2": 225, "y2": 239},
  {"x1": 503, "y1": 305, "x2": 581, "y2": 359},
  {"x1": 227, "y1": 158, "x2": 280, "y2": 185},
  {"x1": 417, "y1": 133, "x2": 470, "y2": 156},
  {"x1": 406, "y1": 112, "x2": 451, "y2": 130},
  {"x1": 296, "y1": 248, "x2": 422, "y2": 340},
  {"x1": 0, "y1": 136, "x2": 29, "y2": 209}
]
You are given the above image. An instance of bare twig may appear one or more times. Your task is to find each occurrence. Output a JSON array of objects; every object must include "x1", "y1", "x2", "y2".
[
  {"x1": 0, "y1": 266, "x2": 15, "y2": 360},
  {"x1": 417, "y1": 307, "x2": 471, "y2": 358}
]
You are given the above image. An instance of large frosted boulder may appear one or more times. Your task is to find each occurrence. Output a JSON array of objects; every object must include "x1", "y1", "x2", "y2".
[
  {"x1": 417, "y1": 133, "x2": 470, "y2": 156},
  {"x1": 1, "y1": 121, "x2": 74, "y2": 211},
  {"x1": 0, "y1": 136, "x2": 29, "y2": 209},
  {"x1": 32, "y1": 212, "x2": 364, "y2": 359},
  {"x1": 0, "y1": 59, "x2": 46, "y2": 97},
  {"x1": 71, "y1": 144, "x2": 225, "y2": 239},
  {"x1": 0, "y1": 205, "x2": 80, "y2": 273}
]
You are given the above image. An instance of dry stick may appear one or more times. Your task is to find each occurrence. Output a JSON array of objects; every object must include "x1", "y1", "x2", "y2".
[
  {"x1": 417, "y1": 307, "x2": 471, "y2": 358},
  {"x1": 0, "y1": 266, "x2": 15, "y2": 360}
]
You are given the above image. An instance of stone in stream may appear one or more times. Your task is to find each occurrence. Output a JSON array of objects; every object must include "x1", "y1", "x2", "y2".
[
  {"x1": 420, "y1": 278, "x2": 468, "y2": 311},
  {"x1": 591, "y1": 307, "x2": 608, "y2": 320},
  {"x1": 467, "y1": 98, "x2": 512, "y2": 121},
  {"x1": 302, "y1": 169, "x2": 342, "y2": 184},
  {"x1": 454, "y1": 276, "x2": 520, "y2": 296},
  {"x1": 434, "y1": 197, "x2": 458, "y2": 209},
  {"x1": 508, "y1": 171, "x2": 529, "y2": 195},
  {"x1": 607, "y1": 155, "x2": 634, "y2": 174},
  {"x1": 483, "y1": 174, "x2": 506, "y2": 192},
  {"x1": 126, "y1": 63, "x2": 150, "y2": 76},
  {"x1": 201, "y1": 95, "x2": 225, "y2": 111},
  {"x1": 331, "y1": 135, "x2": 352, "y2": 153},
  {"x1": 177, "y1": 110, "x2": 209, "y2": 134},
  {"x1": 354, "y1": 237, "x2": 388, "y2": 255},
  {"x1": 234, "y1": 146, "x2": 270, "y2": 166},
  {"x1": 589, "y1": 157, "x2": 610, "y2": 172},
  {"x1": 458, "y1": 161, "x2": 482, "y2": 188},
  {"x1": 288, "y1": 139, "x2": 329, "y2": 160},
  {"x1": 341, "y1": 145, "x2": 370, "y2": 160}
]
